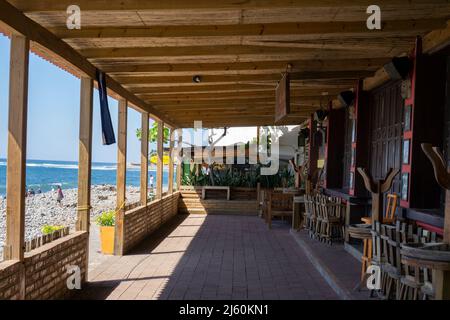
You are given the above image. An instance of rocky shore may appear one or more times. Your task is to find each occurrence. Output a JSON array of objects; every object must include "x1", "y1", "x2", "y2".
[{"x1": 0, "y1": 185, "x2": 143, "y2": 259}]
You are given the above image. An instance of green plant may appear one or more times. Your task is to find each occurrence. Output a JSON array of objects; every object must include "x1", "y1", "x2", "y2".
[
  {"x1": 136, "y1": 122, "x2": 170, "y2": 144},
  {"x1": 182, "y1": 168, "x2": 209, "y2": 186},
  {"x1": 41, "y1": 225, "x2": 64, "y2": 235},
  {"x1": 95, "y1": 210, "x2": 116, "y2": 227}
]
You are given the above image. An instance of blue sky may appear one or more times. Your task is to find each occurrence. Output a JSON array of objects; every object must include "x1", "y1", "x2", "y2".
[{"x1": 0, "y1": 35, "x2": 154, "y2": 164}]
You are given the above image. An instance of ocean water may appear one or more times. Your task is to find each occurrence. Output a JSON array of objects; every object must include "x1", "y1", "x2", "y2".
[{"x1": 0, "y1": 159, "x2": 172, "y2": 196}]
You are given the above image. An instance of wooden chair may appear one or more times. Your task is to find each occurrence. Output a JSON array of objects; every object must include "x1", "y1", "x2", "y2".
[
  {"x1": 378, "y1": 222, "x2": 403, "y2": 299},
  {"x1": 361, "y1": 193, "x2": 398, "y2": 225},
  {"x1": 260, "y1": 189, "x2": 272, "y2": 221},
  {"x1": 304, "y1": 195, "x2": 316, "y2": 238},
  {"x1": 319, "y1": 196, "x2": 345, "y2": 244},
  {"x1": 266, "y1": 191, "x2": 293, "y2": 229},
  {"x1": 398, "y1": 227, "x2": 437, "y2": 300}
]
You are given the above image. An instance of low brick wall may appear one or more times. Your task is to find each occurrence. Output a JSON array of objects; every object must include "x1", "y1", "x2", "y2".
[
  {"x1": 0, "y1": 231, "x2": 88, "y2": 300},
  {"x1": 124, "y1": 192, "x2": 180, "y2": 253},
  {"x1": 0, "y1": 260, "x2": 21, "y2": 300}
]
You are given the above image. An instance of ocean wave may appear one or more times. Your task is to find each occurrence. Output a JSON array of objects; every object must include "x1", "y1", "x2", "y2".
[{"x1": 0, "y1": 161, "x2": 146, "y2": 171}]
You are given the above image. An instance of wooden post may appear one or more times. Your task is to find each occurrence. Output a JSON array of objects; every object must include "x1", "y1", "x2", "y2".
[
  {"x1": 114, "y1": 99, "x2": 127, "y2": 256},
  {"x1": 176, "y1": 129, "x2": 183, "y2": 190},
  {"x1": 168, "y1": 129, "x2": 174, "y2": 194},
  {"x1": 140, "y1": 112, "x2": 149, "y2": 206},
  {"x1": 156, "y1": 121, "x2": 164, "y2": 199},
  {"x1": 256, "y1": 126, "x2": 260, "y2": 164},
  {"x1": 77, "y1": 77, "x2": 93, "y2": 232},
  {"x1": 76, "y1": 76, "x2": 93, "y2": 283},
  {"x1": 5, "y1": 34, "x2": 29, "y2": 262}
]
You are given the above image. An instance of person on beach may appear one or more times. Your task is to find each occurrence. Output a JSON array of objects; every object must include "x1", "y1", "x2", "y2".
[
  {"x1": 56, "y1": 185, "x2": 64, "y2": 205},
  {"x1": 150, "y1": 174, "x2": 154, "y2": 192}
]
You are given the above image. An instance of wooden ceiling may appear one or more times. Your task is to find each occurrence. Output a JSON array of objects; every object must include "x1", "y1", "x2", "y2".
[{"x1": 5, "y1": 0, "x2": 450, "y2": 128}]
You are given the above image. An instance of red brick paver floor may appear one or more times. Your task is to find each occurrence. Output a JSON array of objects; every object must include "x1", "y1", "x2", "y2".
[{"x1": 76, "y1": 214, "x2": 338, "y2": 300}]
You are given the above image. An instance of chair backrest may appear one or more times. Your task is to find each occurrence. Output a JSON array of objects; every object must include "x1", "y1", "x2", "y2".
[
  {"x1": 385, "y1": 193, "x2": 398, "y2": 220},
  {"x1": 269, "y1": 192, "x2": 293, "y2": 211},
  {"x1": 304, "y1": 195, "x2": 313, "y2": 217}
]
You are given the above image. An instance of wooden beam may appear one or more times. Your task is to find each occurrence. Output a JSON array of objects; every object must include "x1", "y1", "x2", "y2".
[
  {"x1": 138, "y1": 90, "x2": 343, "y2": 101},
  {"x1": 51, "y1": 20, "x2": 446, "y2": 39},
  {"x1": 168, "y1": 130, "x2": 174, "y2": 194},
  {"x1": 364, "y1": 22, "x2": 450, "y2": 91},
  {"x1": 0, "y1": 0, "x2": 177, "y2": 127},
  {"x1": 140, "y1": 112, "x2": 149, "y2": 206},
  {"x1": 98, "y1": 58, "x2": 388, "y2": 75},
  {"x1": 5, "y1": 34, "x2": 29, "y2": 262},
  {"x1": 150, "y1": 96, "x2": 330, "y2": 107},
  {"x1": 156, "y1": 121, "x2": 164, "y2": 199},
  {"x1": 363, "y1": 67, "x2": 390, "y2": 91},
  {"x1": 128, "y1": 82, "x2": 352, "y2": 94},
  {"x1": 176, "y1": 129, "x2": 182, "y2": 190},
  {"x1": 114, "y1": 99, "x2": 127, "y2": 256},
  {"x1": 423, "y1": 21, "x2": 450, "y2": 54},
  {"x1": 82, "y1": 45, "x2": 394, "y2": 61},
  {"x1": 77, "y1": 77, "x2": 93, "y2": 232},
  {"x1": 116, "y1": 71, "x2": 372, "y2": 86},
  {"x1": 9, "y1": 0, "x2": 448, "y2": 11}
]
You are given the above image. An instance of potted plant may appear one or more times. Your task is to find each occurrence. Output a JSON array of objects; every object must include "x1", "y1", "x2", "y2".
[{"x1": 96, "y1": 210, "x2": 115, "y2": 255}]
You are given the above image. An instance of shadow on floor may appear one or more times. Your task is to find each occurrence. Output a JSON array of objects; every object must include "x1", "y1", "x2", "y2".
[
  {"x1": 73, "y1": 214, "x2": 337, "y2": 300},
  {"x1": 72, "y1": 214, "x2": 189, "y2": 300}
]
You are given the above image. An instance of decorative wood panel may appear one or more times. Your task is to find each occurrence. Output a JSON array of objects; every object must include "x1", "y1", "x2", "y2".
[{"x1": 368, "y1": 80, "x2": 404, "y2": 202}]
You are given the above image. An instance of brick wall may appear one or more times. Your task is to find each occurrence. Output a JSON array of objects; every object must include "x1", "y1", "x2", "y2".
[
  {"x1": 0, "y1": 231, "x2": 88, "y2": 300},
  {"x1": 124, "y1": 192, "x2": 180, "y2": 253},
  {"x1": 0, "y1": 260, "x2": 21, "y2": 300}
]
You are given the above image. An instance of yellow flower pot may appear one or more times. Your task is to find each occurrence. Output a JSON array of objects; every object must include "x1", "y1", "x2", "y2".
[{"x1": 100, "y1": 226, "x2": 115, "y2": 255}]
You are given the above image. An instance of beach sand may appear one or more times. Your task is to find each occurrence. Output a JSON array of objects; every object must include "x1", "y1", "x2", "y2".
[{"x1": 0, "y1": 184, "x2": 144, "y2": 260}]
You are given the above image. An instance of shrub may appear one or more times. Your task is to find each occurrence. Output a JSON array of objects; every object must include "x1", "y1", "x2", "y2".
[
  {"x1": 96, "y1": 210, "x2": 115, "y2": 227},
  {"x1": 41, "y1": 225, "x2": 64, "y2": 235}
]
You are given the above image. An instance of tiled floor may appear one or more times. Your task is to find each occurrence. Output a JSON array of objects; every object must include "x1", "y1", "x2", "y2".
[{"x1": 75, "y1": 214, "x2": 338, "y2": 300}]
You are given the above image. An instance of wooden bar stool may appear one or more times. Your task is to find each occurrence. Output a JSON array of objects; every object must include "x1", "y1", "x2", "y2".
[
  {"x1": 361, "y1": 193, "x2": 398, "y2": 225},
  {"x1": 348, "y1": 224, "x2": 373, "y2": 291}
]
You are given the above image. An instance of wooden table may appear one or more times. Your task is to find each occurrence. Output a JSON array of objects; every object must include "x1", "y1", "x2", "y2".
[{"x1": 202, "y1": 186, "x2": 231, "y2": 200}]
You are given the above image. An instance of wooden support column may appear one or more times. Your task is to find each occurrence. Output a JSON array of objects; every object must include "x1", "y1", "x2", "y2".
[
  {"x1": 156, "y1": 121, "x2": 164, "y2": 199},
  {"x1": 77, "y1": 77, "x2": 93, "y2": 232},
  {"x1": 140, "y1": 112, "x2": 149, "y2": 206},
  {"x1": 168, "y1": 129, "x2": 174, "y2": 194},
  {"x1": 349, "y1": 80, "x2": 370, "y2": 197},
  {"x1": 4, "y1": 34, "x2": 29, "y2": 262},
  {"x1": 114, "y1": 99, "x2": 127, "y2": 256},
  {"x1": 176, "y1": 129, "x2": 183, "y2": 190},
  {"x1": 307, "y1": 116, "x2": 318, "y2": 193},
  {"x1": 324, "y1": 103, "x2": 345, "y2": 190}
]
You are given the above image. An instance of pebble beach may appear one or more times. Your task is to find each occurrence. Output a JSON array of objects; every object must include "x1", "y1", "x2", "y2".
[{"x1": 0, "y1": 185, "x2": 143, "y2": 259}]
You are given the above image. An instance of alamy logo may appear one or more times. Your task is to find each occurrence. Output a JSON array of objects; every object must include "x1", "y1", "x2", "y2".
[
  {"x1": 171, "y1": 122, "x2": 281, "y2": 176},
  {"x1": 66, "y1": 5, "x2": 81, "y2": 30},
  {"x1": 367, "y1": 5, "x2": 382, "y2": 30},
  {"x1": 66, "y1": 265, "x2": 81, "y2": 290},
  {"x1": 366, "y1": 265, "x2": 381, "y2": 290}
]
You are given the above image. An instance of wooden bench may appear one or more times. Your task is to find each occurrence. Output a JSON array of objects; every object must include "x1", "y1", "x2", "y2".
[
  {"x1": 266, "y1": 191, "x2": 293, "y2": 229},
  {"x1": 202, "y1": 186, "x2": 231, "y2": 200}
]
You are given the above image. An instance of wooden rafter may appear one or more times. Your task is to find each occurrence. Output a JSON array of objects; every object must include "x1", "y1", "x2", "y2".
[
  {"x1": 3, "y1": 0, "x2": 450, "y2": 127},
  {"x1": 0, "y1": 0, "x2": 178, "y2": 127}
]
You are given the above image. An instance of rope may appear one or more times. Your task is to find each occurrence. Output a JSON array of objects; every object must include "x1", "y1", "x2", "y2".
[
  {"x1": 115, "y1": 201, "x2": 126, "y2": 213},
  {"x1": 77, "y1": 205, "x2": 92, "y2": 211}
]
